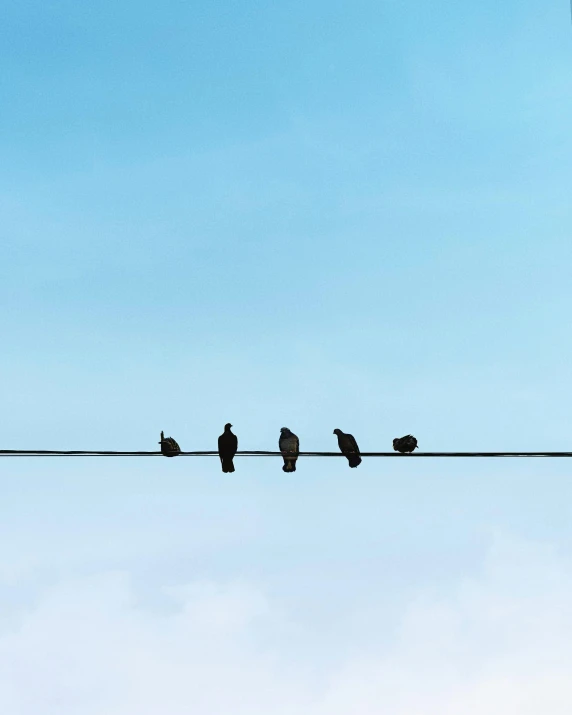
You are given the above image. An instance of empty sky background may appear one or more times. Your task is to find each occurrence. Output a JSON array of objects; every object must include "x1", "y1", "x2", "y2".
[{"x1": 1, "y1": 0, "x2": 571, "y2": 712}]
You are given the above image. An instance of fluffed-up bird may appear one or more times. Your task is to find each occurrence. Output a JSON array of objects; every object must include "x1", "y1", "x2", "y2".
[
  {"x1": 333, "y1": 428, "x2": 362, "y2": 468},
  {"x1": 218, "y1": 423, "x2": 238, "y2": 473},
  {"x1": 393, "y1": 435, "x2": 418, "y2": 453},
  {"x1": 159, "y1": 430, "x2": 181, "y2": 457},
  {"x1": 279, "y1": 427, "x2": 299, "y2": 472}
]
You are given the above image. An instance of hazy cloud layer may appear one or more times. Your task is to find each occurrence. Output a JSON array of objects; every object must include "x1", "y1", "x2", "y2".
[{"x1": 1, "y1": 534, "x2": 571, "y2": 714}]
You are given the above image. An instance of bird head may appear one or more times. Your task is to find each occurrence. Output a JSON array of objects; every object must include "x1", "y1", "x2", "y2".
[
  {"x1": 333, "y1": 429, "x2": 342, "y2": 435},
  {"x1": 280, "y1": 427, "x2": 290, "y2": 434},
  {"x1": 225, "y1": 423, "x2": 232, "y2": 430}
]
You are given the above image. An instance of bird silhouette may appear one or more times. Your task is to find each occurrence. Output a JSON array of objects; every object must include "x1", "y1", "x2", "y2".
[
  {"x1": 218, "y1": 423, "x2": 238, "y2": 473},
  {"x1": 279, "y1": 427, "x2": 299, "y2": 472},
  {"x1": 159, "y1": 430, "x2": 181, "y2": 457},
  {"x1": 333, "y1": 428, "x2": 362, "y2": 468},
  {"x1": 393, "y1": 435, "x2": 418, "y2": 453}
]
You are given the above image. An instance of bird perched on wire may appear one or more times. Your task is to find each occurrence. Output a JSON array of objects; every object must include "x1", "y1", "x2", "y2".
[
  {"x1": 333, "y1": 428, "x2": 362, "y2": 468},
  {"x1": 393, "y1": 435, "x2": 418, "y2": 453},
  {"x1": 218, "y1": 423, "x2": 238, "y2": 473},
  {"x1": 279, "y1": 427, "x2": 299, "y2": 472},
  {"x1": 159, "y1": 431, "x2": 181, "y2": 457}
]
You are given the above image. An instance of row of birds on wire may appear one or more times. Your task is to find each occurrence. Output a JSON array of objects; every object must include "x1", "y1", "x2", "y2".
[{"x1": 159, "y1": 425, "x2": 419, "y2": 472}]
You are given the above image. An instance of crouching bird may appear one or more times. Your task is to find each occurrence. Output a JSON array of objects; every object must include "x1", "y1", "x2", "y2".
[
  {"x1": 333, "y1": 428, "x2": 362, "y2": 468},
  {"x1": 393, "y1": 435, "x2": 418, "y2": 453},
  {"x1": 218, "y1": 423, "x2": 238, "y2": 473},
  {"x1": 279, "y1": 427, "x2": 299, "y2": 472},
  {"x1": 159, "y1": 430, "x2": 181, "y2": 457}
]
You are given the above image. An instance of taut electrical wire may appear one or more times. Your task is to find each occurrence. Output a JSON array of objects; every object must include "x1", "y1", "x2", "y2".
[{"x1": 1, "y1": 450, "x2": 572, "y2": 458}]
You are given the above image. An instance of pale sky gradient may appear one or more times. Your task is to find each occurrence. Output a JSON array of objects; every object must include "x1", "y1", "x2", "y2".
[{"x1": 1, "y1": 0, "x2": 571, "y2": 712}]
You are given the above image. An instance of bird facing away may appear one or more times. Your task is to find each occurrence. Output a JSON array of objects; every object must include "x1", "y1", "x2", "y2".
[
  {"x1": 393, "y1": 435, "x2": 418, "y2": 453},
  {"x1": 333, "y1": 428, "x2": 362, "y2": 468},
  {"x1": 218, "y1": 423, "x2": 238, "y2": 473},
  {"x1": 159, "y1": 430, "x2": 181, "y2": 457},
  {"x1": 279, "y1": 427, "x2": 299, "y2": 472}
]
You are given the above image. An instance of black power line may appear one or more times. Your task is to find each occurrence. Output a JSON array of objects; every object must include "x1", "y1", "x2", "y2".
[{"x1": 1, "y1": 450, "x2": 572, "y2": 458}]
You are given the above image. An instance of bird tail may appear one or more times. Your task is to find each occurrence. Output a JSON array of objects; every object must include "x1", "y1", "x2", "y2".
[
  {"x1": 221, "y1": 457, "x2": 235, "y2": 473},
  {"x1": 282, "y1": 459, "x2": 296, "y2": 472},
  {"x1": 348, "y1": 455, "x2": 361, "y2": 468}
]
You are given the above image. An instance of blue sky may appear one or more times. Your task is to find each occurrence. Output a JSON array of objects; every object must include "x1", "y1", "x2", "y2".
[{"x1": 1, "y1": 0, "x2": 572, "y2": 711}]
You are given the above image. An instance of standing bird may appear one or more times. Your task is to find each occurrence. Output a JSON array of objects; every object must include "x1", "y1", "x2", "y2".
[
  {"x1": 333, "y1": 428, "x2": 362, "y2": 468},
  {"x1": 218, "y1": 423, "x2": 238, "y2": 473},
  {"x1": 159, "y1": 430, "x2": 181, "y2": 457},
  {"x1": 393, "y1": 435, "x2": 418, "y2": 453},
  {"x1": 279, "y1": 427, "x2": 299, "y2": 472}
]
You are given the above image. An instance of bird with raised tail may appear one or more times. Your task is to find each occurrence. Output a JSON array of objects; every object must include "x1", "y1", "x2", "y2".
[
  {"x1": 333, "y1": 428, "x2": 362, "y2": 468},
  {"x1": 218, "y1": 423, "x2": 238, "y2": 473},
  {"x1": 159, "y1": 431, "x2": 181, "y2": 457},
  {"x1": 393, "y1": 435, "x2": 418, "y2": 453},
  {"x1": 279, "y1": 427, "x2": 299, "y2": 472}
]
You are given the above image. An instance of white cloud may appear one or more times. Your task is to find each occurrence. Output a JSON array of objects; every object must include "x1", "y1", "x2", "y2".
[{"x1": 1, "y1": 534, "x2": 572, "y2": 714}]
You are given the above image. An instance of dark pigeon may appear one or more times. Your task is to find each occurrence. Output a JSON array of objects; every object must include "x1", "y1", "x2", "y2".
[
  {"x1": 393, "y1": 435, "x2": 418, "y2": 453},
  {"x1": 279, "y1": 427, "x2": 299, "y2": 472},
  {"x1": 159, "y1": 430, "x2": 181, "y2": 457},
  {"x1": 333, "y1": 428, "x2": 362, "y2": 468},
  {"x1": 218, "y1": 423, "x2": 238, "y2": 473}
]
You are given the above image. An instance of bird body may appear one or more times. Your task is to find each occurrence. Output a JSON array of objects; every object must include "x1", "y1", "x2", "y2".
[
  {"x1": 159, "y1": 430, "x2": 181, "y2": 457},
  {"x1": 279, "y1": 427, "x2": 299, "y2": 472},
  {"x1": 333, "y1": 428, "x2": 361, "y2": 468},
  {"x1": 218, "y1": 423, "x2": 238, "y2": 473},
  {"x1": 393, "y1": 435, "x2": 418, "y2": 453}
]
